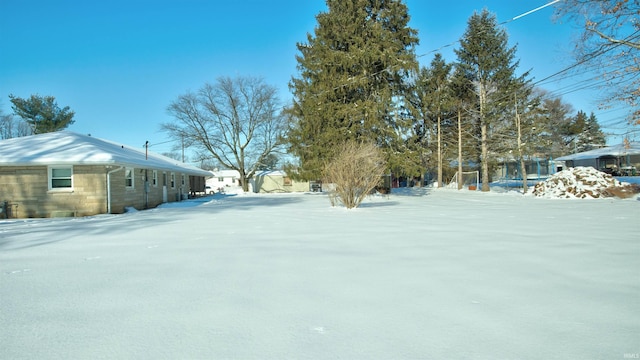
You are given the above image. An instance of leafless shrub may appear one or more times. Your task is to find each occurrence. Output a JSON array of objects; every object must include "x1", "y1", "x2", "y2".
[{"x1": 323, "y1": 141, "x2": 386, "y2": 209}]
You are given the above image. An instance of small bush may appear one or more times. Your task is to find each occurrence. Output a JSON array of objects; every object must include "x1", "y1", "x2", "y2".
[{"x1": 323, "y1": 141, "x2": 387, "y2": 209}]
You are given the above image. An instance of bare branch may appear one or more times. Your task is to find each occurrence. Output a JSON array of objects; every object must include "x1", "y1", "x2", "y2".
[{"x1": 163, "y1": 76, "x2": 287, "y2": 191}]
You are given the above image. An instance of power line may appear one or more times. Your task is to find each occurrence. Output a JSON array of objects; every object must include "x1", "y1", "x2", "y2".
[
  {"x1": 511, "y1": 0, "x2": 562, "y2": 21},
  {"x1": 533, "y1": 30, "x2": 640, "y2": 86},
  {"x1": 415, "y1": 0, "x2": 563, "y2": 61}
]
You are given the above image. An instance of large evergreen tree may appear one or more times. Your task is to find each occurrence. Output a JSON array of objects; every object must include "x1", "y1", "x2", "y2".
[
  {"x1": 424, "y1": 54, "x2": 453, "y2": 187},
  {"x1": 287, "y1": 0, "x2": 419, "y2": 180},
  {"x1": 406, "y1": 53, "x2": 454, "y2": 187},
  {"x1": 449, "y1": 65, "x2": 478, "y2": 189},
  {"x1": 533, "y1": 89, "x2": 575, "y2": 159},
  {"x1": 454, "y1": 9, "x2": 528, "y2": 191}
]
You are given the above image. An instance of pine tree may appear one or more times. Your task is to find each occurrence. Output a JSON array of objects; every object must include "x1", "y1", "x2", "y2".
[
  {"x1": 568, "y1": 110, "x2": 607, "y2": 152},
  {"x1": 287, "y1": 0, "x2": 419, "y2": 181},
  {"x1": 449, "y1": 66, "x2": 478, "y2": 189},
  {"x1": 405, "y1": 66, "x2": 435, "y2": 186},
  {"x1": 9, "y1": 94, "x2": 75, "y2": 134},
  {"x1": 408, "y1": 53, "x2": 453, "y2": 187},
  {"x1": 454, "y1": 9, "x2": 527, "y2": 191},
  {"x1": 534, "y1": 90, "x2": 575, "y2": 159},
  {"x1": 585, "y1": 112, "x2": 606, "y2": 148}
]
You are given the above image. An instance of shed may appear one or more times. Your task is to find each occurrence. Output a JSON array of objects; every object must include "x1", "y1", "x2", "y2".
[
  {"x1": 250, "y1": 170, "x2": 310, "y2": 193},
  {"x1": 0, "y1": 131, "x2": 211, "y2": 218}
]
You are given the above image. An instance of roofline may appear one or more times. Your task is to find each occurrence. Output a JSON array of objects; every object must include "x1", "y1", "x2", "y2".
[{"x1": 0, "y1": 160, "x2": 211, "y2": 176}]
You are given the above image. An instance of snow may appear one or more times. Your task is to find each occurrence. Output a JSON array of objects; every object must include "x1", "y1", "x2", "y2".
[{"x1": 1, "y1": 188, "x2": 639, "y2": 359}]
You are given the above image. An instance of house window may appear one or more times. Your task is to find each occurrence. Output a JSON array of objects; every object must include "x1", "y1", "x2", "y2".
[
  {"x1": 283, "y1": 177, "x2": 292, "y2": 186},
  {"x1": 49, "y1": 166, "x2": 73, "y2": 190},
  {"x1": 170, "y1": 172, "x2": 175, "y2": 188},
  {"x1": 152, "y1": 170, "x2": 158, "y2": 187},
  {"x1": 163, "y1": 172, "x2": 167, "y2": 186},
  {"x1": 181, "y1": 174, "x2": 186, "y2": 187},
  {"x1": 218, "y1": 177, "x2": 224, "y2": 182},
  {"x1": 125, "y1": 167, "x2": 134, "y2": 188}
]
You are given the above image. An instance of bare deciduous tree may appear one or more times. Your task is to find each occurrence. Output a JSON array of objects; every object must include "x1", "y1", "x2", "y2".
[
  {"x1": 0, "y1": 105, "x2": 31, "y2": 139},
  {"x1": 323, "y1": 141, "x2": 386, "y2": 209},
  {"x1": 163, "y1": 76, "x2": 287, "y2": 192},
  {"x1": 554, "y1": 0, "x2": 640, "y2": 123}
]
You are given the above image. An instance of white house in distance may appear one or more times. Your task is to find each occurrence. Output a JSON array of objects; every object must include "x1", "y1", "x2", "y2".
[{"x1": 206, "y1": 169, "x2": 241, "y2": 193}]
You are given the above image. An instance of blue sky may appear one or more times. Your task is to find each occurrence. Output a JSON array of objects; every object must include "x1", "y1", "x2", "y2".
[{"x1": 0, "y1": 0, "x2": 631, "y2": 160}]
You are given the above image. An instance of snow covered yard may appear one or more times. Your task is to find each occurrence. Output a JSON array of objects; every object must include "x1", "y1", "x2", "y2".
[{"x1": 1, "y1": 189, "x2": 638, "y2": 359}]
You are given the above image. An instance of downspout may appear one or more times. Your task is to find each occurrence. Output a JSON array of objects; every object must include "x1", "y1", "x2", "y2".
[{"x1": 106, "y1": 166, "x2": 124, "y2": 214}]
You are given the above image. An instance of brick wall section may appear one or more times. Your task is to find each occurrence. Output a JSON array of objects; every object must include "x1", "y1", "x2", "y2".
[
  {"x1": 0, "y1": 165, "x2": 106, "y2": 217},
  {"x1": 0, "y1": 165, "x2": 194, "y2": 218},
  {"x1": 108, "y1": 168, "x2": 189, "y2": 213}
]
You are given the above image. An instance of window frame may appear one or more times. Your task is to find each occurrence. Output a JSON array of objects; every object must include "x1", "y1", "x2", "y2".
[
  {"x1": 48, "y1": 165, "x2": 73, "y2": 191},
  {"x1": 152, "y1": 170, "x2": 158, "y2": 187},
  {"x1": 125, "y1": 167, "x2": 135, "y2": 189},
  {"x1": 170, "y1": 172, "x2": 175, "y2": 188}
]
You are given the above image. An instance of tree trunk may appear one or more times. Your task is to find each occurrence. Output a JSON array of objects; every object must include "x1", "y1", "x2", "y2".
[
  {"x1": 457, "y1": 108, "x2": 463, "y2": 190},
  {"x1": 519, "y1": 158, "x2": 528, "y2": 193},
  {"x1": 437, "y1": 113, "x2": 442, "y2": 188},
  {"x1": 481, "y1": 122, "x2": 490, "y2": 192},
  {"x1": 479, "y1": 83, "x2": 490, "y2": 192},
  {"x1": 515, "y1": 98, "x2": 528, "y2": 193},
  {"x1": 240, "y1": 172, "x2": 249, "y2": 192}
]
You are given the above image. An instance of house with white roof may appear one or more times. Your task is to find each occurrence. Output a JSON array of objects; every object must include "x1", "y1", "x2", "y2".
[
  {"x1": 556, "y1": 142, "x2": 640, "y2": 176},
  {"x1": 0, "y1": 131, "x2": 211, "y2": 218}
]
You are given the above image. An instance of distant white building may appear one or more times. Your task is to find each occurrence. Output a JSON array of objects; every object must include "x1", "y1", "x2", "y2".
[{"x1": 206, "y1": 169, "x2": 241, "y2": 193}]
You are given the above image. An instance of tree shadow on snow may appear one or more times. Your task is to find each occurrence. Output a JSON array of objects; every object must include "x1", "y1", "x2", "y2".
[
  {"x1": 388, "y1": 187, "x2": 433, "y2": 197},
  {"x1": 357, "y1": 201, "x2": 399, "y2": 208},
  {"x1": 211, "y1": 193, "x2": 305, "y2": 211}
]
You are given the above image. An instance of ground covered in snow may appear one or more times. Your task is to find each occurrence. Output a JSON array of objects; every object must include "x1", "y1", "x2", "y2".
[{"x1": 1, "y1": 188, "x2": 638, "y2": 359}]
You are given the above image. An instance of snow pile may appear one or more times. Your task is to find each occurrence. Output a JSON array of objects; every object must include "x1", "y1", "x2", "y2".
[{"x1": 532, "y1": 166, "x2": 629, "y2": 199}]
